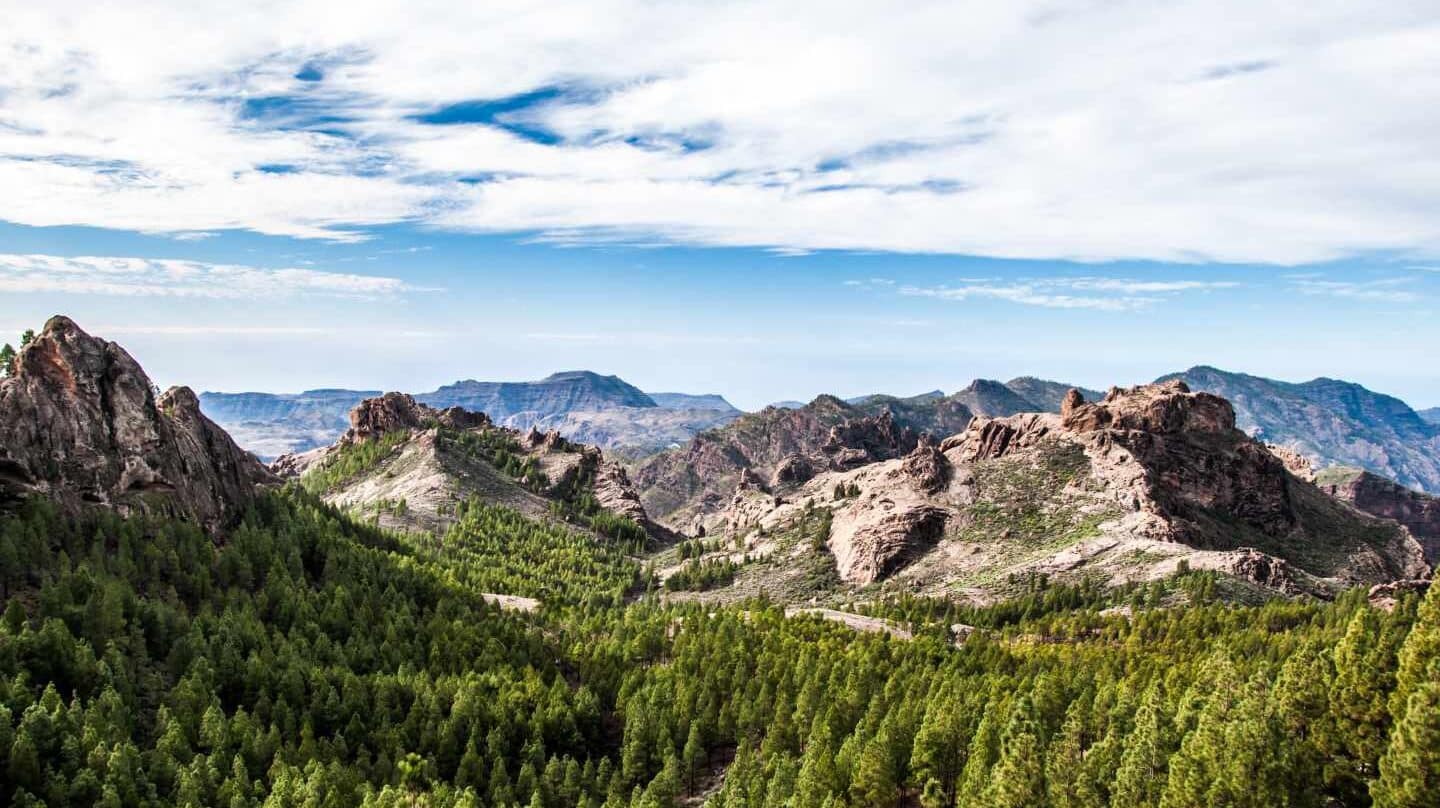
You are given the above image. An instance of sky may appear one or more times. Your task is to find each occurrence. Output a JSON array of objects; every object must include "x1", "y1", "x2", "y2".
[{"x1": 2, "y1": 1, "x2": 1439, "y2": 410}]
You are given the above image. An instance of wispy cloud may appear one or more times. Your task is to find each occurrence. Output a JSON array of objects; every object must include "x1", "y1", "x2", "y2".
[
  {"x1": 892, "y1": 276, "x2": 1237, "y2": 310},
  {"x1": 1, "y1": 3, "x2": 1439, "y2": 261},
  {"x1": 1289, "y1": 276, "x2": 1420, "y2": 303},
  {"x1": 0, "y1": 253, "x2": 436, "y2": 299}
]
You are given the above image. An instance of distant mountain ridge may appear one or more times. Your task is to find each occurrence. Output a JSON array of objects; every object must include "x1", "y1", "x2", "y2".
[
  {"x1": 1162, "y1": 366, "x2": 1440, "y2": 494},
  {"x1": 1421, "y1": 407, "x2": 1440, "y2": 425},
  {"x1": 202, "y1": 371, "x2": 739, "y2": 460}
]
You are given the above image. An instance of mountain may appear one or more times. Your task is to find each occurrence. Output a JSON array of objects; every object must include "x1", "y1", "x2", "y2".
[
  {"x1": 1421, "y1": 406, "x2": 1440, "y2": 425},
  {"x1": 1, "y1": 316, "x2": 273, "y2": 528},
  {"x1": 951, "y1": 378, "x2": 1043, "y2": 417},
  {"x1": 203, "y1": 373, "x2": 739, "y2": 461},
  {"x1": 634, "y1": 393, "x2": 976, "y2": 532},
  {"x1": 673, "y1": 381, "x2": 1428, "y2": 604},
  {"x1": 767, "y1": 400, "x2": 807, "y2": 410},
  {"x1": 274, "y1": 391, "x2": 671, "y2": 543},
  {"x1": 417, "y1": 370, "x2": 658, "y2": 417},
  {"x1": 1162, "y1": 366, "x2": 1440, "y2": 494},
  {"x1": 1004, "y1": 376, "x2": 1107, "y2": 412},
  {"x1": 199, "y1": 388, "x2": 377, "y2": 460},
  {"x1": 647, "y1": 392, "x2": 742, "y2": 413},
  {"x1": 846, "y1": 389, "x2": 944, "y2": 406}
]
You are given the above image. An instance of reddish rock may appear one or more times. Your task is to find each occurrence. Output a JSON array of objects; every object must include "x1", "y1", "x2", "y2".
[{"x1": 1319, "y1": 469, "x2": 1440, "y2": 564}]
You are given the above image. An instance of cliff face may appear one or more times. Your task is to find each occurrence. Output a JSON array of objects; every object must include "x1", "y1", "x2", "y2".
[
  {"x1": 0, "y1": 316, "x2": 274, "y2": 529},
  {"x1": 1163, "y1": 366, "x2": 1440, "y2": 494},
  {"x1": 1317, "y1": 467, "x2": 1440, "y2": 564}
]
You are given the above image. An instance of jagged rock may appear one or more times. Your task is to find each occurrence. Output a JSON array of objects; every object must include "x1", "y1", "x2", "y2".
[
  {"x1": 0, "y1": 316, "x2": 273, "y2": 528},
  {"x1": 897, "y1": 434, "x2": 950, "y2": 493},
  {"x1": 955, "y1": 413, "x2": 1058, "y2": 462},
  {"x1": 1060, "y1": 388, "x2": 1086, "y2": 421},
  {"x1": 592, "y1": 460, "x2": 653, "y2": 527},
  {"x1": 1267, "y1": 443, "x2": 1315, "y2": 481},
  {"x1": 771, "y1": 454, "x2": 815, "y2": 487},
  {"x1": 1226, "y1": 547, "x2": 1301, "y2": 594},
  {"x1": 1061, "y1": 379, "x2": 1234, "y2": 435}
]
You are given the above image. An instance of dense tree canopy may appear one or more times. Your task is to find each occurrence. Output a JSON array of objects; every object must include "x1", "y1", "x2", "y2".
[{"x1": 1, "y1": 484, "x2": 1437, "y2": 807}]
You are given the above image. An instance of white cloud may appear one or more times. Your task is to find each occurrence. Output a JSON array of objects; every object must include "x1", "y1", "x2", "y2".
[
  {"x1": 893, "y1": 276, "x2": 1236, "y2": 310},
  {"x1": 0, "y1": 253, "x2": 435, "y2": 299},
  {"x1": 1289, "y1": 276, "x2": 1421, "y2": 303},
  {"x1": 3, "y1": 2, "x2": 1440, "y2": 261}
]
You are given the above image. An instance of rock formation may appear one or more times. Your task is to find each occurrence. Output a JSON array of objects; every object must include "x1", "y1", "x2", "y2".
[
  {"x1": 0, "y1": 316, "x2": 273, "y2": 529},
  {"x1": 1317, "y1": 467, "x2": 1440, "y2": 563}
]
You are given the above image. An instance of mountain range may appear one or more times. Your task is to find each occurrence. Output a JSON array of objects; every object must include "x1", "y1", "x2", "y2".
[
  {"x1": 204, "y1": 365, "x2": 1440, "y2": 498},
  {"x1": 201, "y1": 372, "x2": 744, "y2": 460}
]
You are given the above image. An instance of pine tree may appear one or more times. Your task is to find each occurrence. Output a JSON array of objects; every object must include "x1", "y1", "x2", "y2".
[
  {"x1": 1372, "y1": 681, "x2": 1440, "y2": 807},
  {"x1": 1111, "y1": 683, "x2": 1173, "y2": 808},
  {"x1": 983, "y1": 697, "x2": 1046, "y2": 808}
]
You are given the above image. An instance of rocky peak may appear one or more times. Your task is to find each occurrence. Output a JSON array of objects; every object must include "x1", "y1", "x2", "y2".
[
  {"x1": 346, "y1": 392, "x2": 490, "y2": 442},
  {"x1": 1062, "y1": 379, "x2": 1236, "y2": 435},
  {"x1": 0, "y1": 316, "x2": 273, "y2": 528}
]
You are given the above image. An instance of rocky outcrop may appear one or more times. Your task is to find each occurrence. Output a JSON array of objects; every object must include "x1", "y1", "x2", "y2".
[
  {"x1": 0, "y1": 316, "x2": 274, "y2": 528},
  {"x1": 1318, "y1": 468, "x2": 1440, "y2": 563},
  {"x1": 897, "y1": 434, "x2": 950, "y2": 494},
  {"x1": 636, "y1": 393, "x2": 974, "y2": 531},
  {"x1": 345, "y1": 392, "x2": 489, "y2": 442},
  {"x1": 830, "y1": 503, "x2": 949, "y2": 585}
]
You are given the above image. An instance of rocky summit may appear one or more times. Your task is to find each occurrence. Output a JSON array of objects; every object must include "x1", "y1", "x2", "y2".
[{"x1": 0, "y1": 316, "x2": 273, "y2": 529}]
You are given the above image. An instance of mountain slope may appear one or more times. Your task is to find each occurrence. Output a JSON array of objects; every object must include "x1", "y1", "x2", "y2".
[
  {"x1": 634, "y1": 393, "x2": 975, "y2": 532},
  {"x1": 679, "y1": 381, "x2": 1428, "y2": 604},
  {"x1": 1, "y1": 316, "x2": 273, "y2": 528},
  {"x1": 952, "y1": 378, "x2": 1044, "y2": 417},
  {"x1": 276, "y1": 392, "x2": 668, "y2": 544},
  {"x1": 1004, "y1": 376, "x2": 1107, "y2": 412},
  {"x1": 647, "y1": 392, "x2": 742, "y2": 413},
  {"x1": 1420, "y1": 406, "x2": 1440, "y2": 425},
  {"x1": 1162, "y1": 366, "x2": 1440, "y2": 493},
  {"x1": 1316, "y1": 466, "x2": 1440, "y2": 564}
]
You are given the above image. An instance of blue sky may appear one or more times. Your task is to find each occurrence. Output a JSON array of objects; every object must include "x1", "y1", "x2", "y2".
[{"x1": 3, "y1": 2, "x2": 1440, "y2": 409}]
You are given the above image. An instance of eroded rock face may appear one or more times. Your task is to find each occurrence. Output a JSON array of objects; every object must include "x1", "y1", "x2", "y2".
[
  {"x1": 0, "y1": 316, "x2": 274, "y2": 528},
  {"x1": 1061, "y1": 380, "x2": 1235, "y2": 435},
  {"x1": 897, "y1": 434, "x2": 950, "y2": 494},
  {"x1": 829, "y1": 503, "x2": 949, "y2": 585},
  {"x1": 1319, "y1": 469, "x2": 1440, "y2": 564}
]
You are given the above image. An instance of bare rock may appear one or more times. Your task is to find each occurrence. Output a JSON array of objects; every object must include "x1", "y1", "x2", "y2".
[
  {"x1": 1367, "y1": 579, "x2": 1431, "y2": 611},
  {"x1": 829, "y1": 503, "x2": 949, "y2": 584},
  {"x1": 771, "y1": 453, "x2": 816, "y2": 487},
  {"x1": 0, "y1": 316, "x2": 274, "y2": 528},
  {"x1": 1226, "y1": 547, "x2": 1301, "y2": 594},
  {"x1": 1266, "y1": 443, "x2": 1316, "y2": 482},
  {"x1": 898, "y1": 434, "x2": 950, "y2": 493},
  {"x1": 1319, "y1": 468, "x2": 1440, "y2": 564}
]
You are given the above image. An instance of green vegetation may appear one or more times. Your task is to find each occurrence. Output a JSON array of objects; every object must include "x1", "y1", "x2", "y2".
[
  {"x1": 2, "y1": 482, "x2": 1439, "y2": 807},
  {"x1": 301, "y1": 430, "x2": 412, "y2": 495},
  {"x1": 664, "y1": 557, "x2": 741, "y2": 592}
]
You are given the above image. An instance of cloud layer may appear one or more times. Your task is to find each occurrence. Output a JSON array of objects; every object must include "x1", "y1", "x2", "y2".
[
  {"x1": 4, "y1": 2, "x2": 1440, "y2": 262},
  {"x1": 0, "y1": 253, "x2": 428, "y2": 299}
]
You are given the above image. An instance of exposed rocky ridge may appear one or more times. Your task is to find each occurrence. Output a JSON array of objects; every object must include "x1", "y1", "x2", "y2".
[
  {"x1": 0, "y1": 317, "x2": 273, "y2": 529},
  {"x1": 274, "y1": 393, "x2": 670, "y2": 541},
  {"x1": 1162, "y1": 366, "x2": 1440, "y2": 494},
  {"x1": 1316, "y1": 466, "x2": 1440, "y2": 564},
  {"x1": 692, "y1": 382, "x2": 1428, "y2": 599},
  {"x1": 634, "y1": 393, "x2": 975, "y2": 532}
]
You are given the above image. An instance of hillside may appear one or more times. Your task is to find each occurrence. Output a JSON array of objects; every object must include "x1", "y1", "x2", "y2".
[
  {"x1": 1163, "y1": 366, "x2": 1440, "y2": 493},
  {"x1": 1316, "y1": 466, "x2": 1440, "y2": 565},
  {"x1": 658, "y1": 381, "x2": 1428, "y2": 605},
  {"x1": 647, "y1": 392, "x2": 742, "y2": 413},
  {"x1": 1421, "y1": 406, "x2": 1440, "y2": 425},
  {"x1": 275, "y1": 391, "x2": 669, "y2": 545}
]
